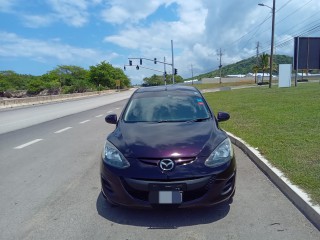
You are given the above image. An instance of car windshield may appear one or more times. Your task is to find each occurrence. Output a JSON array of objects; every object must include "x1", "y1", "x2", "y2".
[{"x1": 123, "y1": 90, "x2": 211, "y2": 122}]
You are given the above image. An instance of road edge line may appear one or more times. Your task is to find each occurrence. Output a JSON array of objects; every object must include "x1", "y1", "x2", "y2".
[{"x1": 227, "y1": 131, "x2": 320, "y2": 231}]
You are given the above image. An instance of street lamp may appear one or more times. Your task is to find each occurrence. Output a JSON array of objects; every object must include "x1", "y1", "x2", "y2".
[{"x1": 259, "y1": 0, "x2": 275, "y2": 88}]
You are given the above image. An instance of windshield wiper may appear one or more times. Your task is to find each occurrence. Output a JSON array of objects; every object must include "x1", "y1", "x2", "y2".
[
  {"x1": 156, "y1": 118, "x2": 210, "y2": 123},
  {"x1": 157, "y1": 120, "x2": 185, "y2": 123},
  {"x1": 188, "y1": 117, "x2": 210, "y2": 122}
]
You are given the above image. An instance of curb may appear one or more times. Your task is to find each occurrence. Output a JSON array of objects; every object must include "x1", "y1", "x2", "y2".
[{"x1": 227, "y1": 132, "x2": 320, "y2": 231}]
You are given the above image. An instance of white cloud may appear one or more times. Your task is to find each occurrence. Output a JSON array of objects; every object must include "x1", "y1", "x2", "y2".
[
  {"x1": 9, "y1": 0, "x2": 106, "y2": 28},
  {"x1": 22, "y1": 15, "x2": 54, "y2": 28},
  {"x1": 103, "y1": 0, "x2": 209, "y2": 78},
  {"x1": 0, "y1": 31, "x2": 116, "y2": 67},
  {"x1": 0, "y1": 0, "x2": 16, "y2": 12},
  {"x1": 100, "y1": 0, "x2": 175, "y2": 24},
  {"x1": 47, "y1": 0, "x2": 90, "y2": 27}
]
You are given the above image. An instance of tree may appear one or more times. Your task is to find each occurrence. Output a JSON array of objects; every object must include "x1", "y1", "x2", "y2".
[
  {"x1": 142, "y1": 73, "x2": 184, "y2": 86},
  {"x1": 173, "y1": 74, "x2": 184, "y2": 83},
  {"x1": 0, "y1": 70, "x2": 26, "y2": 90},
  {"x1": 48, "y1": 65, "x2": 88, "y2": 87},
  {"x1": 27, "y1": 79, "x2": 46, "y2": 95},
  {"x1": 252, "y1": 65, "x2": 259, "y2": 83},
  {"x1": 142, "y1": 74, "x2": 163, "y2": 86},
  {"x1": 260, "y1": 53, "x2": 269, "y2": 83},
  {"x1": 89, "y1": 61, "x2": 130, "y2": 89},
  {"x1": 46, "y1": 65, "x2": 92, "y2": 93}
]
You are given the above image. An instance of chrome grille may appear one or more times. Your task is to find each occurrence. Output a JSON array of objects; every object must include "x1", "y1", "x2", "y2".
[{"x1": 138, "y1": 157, "x2": 195, "y2": 166}]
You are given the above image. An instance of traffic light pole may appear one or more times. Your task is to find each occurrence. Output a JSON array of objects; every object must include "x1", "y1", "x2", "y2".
[
  {"x1": 128, "y1": 57, "x2": 172, "y2": 66},
  {"x1": 127, "y1": 55, "x2": 177, "y2": 83},
  {"x1": 171, "y1": 40, "x2": 175, "y2": 84},
  {"x1": 124, "y1": 64, "x2": 164, "y2": 73}
]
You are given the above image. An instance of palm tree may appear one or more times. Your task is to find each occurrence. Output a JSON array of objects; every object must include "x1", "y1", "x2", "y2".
[
  {"x1": 260, "y1": 53, "x2": 269, "y2": 84},
  {"x1": 252, "y1": 65, "x2": 259, "y2": 83}
]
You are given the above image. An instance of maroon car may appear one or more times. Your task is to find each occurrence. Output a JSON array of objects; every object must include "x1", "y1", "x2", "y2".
[{"x1": 100, "y1": 85, "x2": 236, "y2": 208}]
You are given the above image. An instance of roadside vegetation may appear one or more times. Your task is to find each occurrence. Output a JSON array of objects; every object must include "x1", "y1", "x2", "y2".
[
  {"x1": 141, "y1": 74, "x2": 184, "y2": 86},
  {"x1": 194, "y1": 81, "x2": 256, "y2": 90},
  {"x1": 0, "y1": 61, "x2": 131, "y2": 97},
  {"x1": 203, "y1": 83, "x2": 320, "y2": 205},
  {"x1": 188, "y1": 55, "x2": 293, "y2": 80}
]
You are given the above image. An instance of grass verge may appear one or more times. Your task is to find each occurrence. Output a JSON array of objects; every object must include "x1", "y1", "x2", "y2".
[
  {"x1": 193, "y1": 81, "x2": 255, "y2": 90},
  {"x1": 203, "y1": 83, "x2": 320, "y2": 205}
]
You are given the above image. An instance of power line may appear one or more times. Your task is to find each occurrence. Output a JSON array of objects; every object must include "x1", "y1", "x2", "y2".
[
  {"x1": 237, "y1": 0, "x2": 293, "y2": 50},
  {"x1": 239, "y1": 0, "x2": 315, "y2": 51},
  {"x1": 276, "y1": 0, "x2": 313, "y2": 25},
  {"x1": 211, "y1": 0, "x2": 319, "y2": 74},
  {"x1": 226, "y1": 13, "x2": 271, "y2": 48},
  {"x1": 276, "y1": 0, "x2": 293, "y2": 12}
]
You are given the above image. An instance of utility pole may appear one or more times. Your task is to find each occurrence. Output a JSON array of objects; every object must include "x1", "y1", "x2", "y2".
[
  {"x1": 255, "y1": 41, "x2": 260, "y2": 83},
  {"x1": 217, "y1": 48, "x2": 223, "y2": 84},
  {"x1": 163, "y1": 57, "x2": 167, "y2": 85},
  {"x1": 269, "y1": 0, "x2": 276, "y2": 88},
  {"x1": 258, "y1": 0, "x2": 276, "y2": 88},
  {"x1": 190, "y1": 64, "x2": 194, "y2": 85},
  {"x1": 256, "y1": 41, "x2": 260, "y2": 65}
]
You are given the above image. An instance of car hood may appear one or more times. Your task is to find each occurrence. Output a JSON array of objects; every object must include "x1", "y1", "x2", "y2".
[{"x1": 108, "y1": 120, "x2": 224, "y2": 158}]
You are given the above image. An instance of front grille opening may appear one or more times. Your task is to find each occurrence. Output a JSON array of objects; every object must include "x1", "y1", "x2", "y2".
[
  {"x1": 101, "y1": 177, "x2": 114, "y2": 194},
  {"x1": 138, "y1": 157, "x2": 195, "y2": 166},
  {"x1": 204, "y1": 176, "x2": 216, "y2": 190},
  {"x1": 131, "y1": 176, "x2": 207, "y2": 182},
  {"x1": 183, "y1": 189, "x2": 208, "y2": 202},
  {"x1": 221, "y1": 175, "x2": 235, "y2": 196},
  {"x1": 122, "y1": 176, "x2": 213, "y2": 203},
  {"x1": 122, "y1": 180, "x2": 148, "y2": 201}
]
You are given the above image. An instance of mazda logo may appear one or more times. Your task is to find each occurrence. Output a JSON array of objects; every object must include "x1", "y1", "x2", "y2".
[{"x1": 159, "y1": 159, "x2": 175, "y2": 171}]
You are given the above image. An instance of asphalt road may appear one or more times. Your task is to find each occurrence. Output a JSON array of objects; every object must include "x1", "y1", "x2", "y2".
[
  {"x1": 0, "y1": 89, "x2": 136, "y2": 135},
  {"x1": 0, "y1": 93, "x2": 319, "y2": 240}
]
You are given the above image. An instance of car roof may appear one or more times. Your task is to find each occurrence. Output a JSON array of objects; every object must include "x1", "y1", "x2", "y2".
[{"x1": 135, "y1": 85, "x2": 199, "y2": 93}]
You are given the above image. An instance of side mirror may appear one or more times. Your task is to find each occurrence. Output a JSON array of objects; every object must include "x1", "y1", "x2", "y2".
[
  {"x1": 217, "y1": 112, "x2": 230, "y2": 122},
  {"x1": 105, "y1": 114, "x2": 117, "y2": 124}
]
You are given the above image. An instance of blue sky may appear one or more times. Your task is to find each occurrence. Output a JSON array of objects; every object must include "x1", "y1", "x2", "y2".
[{"x1": 1, "y1": 0, "x2": 320, "y2": 84}]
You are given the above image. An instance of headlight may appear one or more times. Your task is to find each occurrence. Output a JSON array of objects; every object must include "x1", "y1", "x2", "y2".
[
  {"x1": 205, "y1": 138, "x2": 233, "y2": 168},
  {"x1": 102, "y1": 141, "x2": 130, "y2": 169}
]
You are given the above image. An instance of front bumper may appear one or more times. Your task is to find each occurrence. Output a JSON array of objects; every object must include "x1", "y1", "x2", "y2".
[{"x1": 100, "y1": 160, "x2": 236, "y2": 208}]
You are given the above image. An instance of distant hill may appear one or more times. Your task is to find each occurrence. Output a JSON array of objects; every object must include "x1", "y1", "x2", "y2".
[{"x1": 190, "y1": 55, "x2": 293, "y2": 80}]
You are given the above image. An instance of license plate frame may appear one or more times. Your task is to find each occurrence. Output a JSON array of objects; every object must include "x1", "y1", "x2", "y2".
[
  {"x1": 148, "y1": 183, "x2": 185, "y2": 204},
  {"x1": 149, "y1": 190, "x2": 183, "y2": 204}
]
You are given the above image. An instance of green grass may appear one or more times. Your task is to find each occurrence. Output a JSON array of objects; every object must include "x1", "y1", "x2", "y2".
[
  {"x1": 203, "y1": 83, "x2": 320, "y2": 205},
  {"x1": 194, "y1": 81, "x2": 255, "y2": 90}
]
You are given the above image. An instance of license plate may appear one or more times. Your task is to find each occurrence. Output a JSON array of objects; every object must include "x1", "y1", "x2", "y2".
[{"x1": 149, "y1": 191, "x2": 182, "y2": 204}]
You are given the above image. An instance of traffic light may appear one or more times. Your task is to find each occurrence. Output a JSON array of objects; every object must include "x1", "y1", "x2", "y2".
[
  {"x1": 174, "y1": 68, "x2": 178, "y2": 75},
  {"x1": 124, "y1": 66, "x2": 126, "y2": 71},
  {"x1": 136, "y1": 65, "x2": 139, "y2": 70},
  {"x1": 154, "y1": 58, "x2": 157, "y2": 64},
  {"x1": 129, "y1": 60, "x2": 132, "y2": 66},
  {"x1": 140, "y1": 58, "x2": 142, "y2": 65}
]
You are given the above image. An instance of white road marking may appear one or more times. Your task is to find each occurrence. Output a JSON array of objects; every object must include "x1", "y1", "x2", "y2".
[
  {"x1": 107, "y1": 111, "x2": 113, "y2": 113},
  {"x1": 95, "y1": 115, "x2": 103, "y2": 118},
  {"x1": 115, "y1": 108, "x2": 120, "y2": 110},
  {"x1": 54, "y1": 127, "x2": 72, "y2": 133},
  {"x1": 79, "y1": 120, "x2": 90, "y2": 124},
  {"x1": 14, "y1": 139, "x2": 43, "y2": 149}
]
